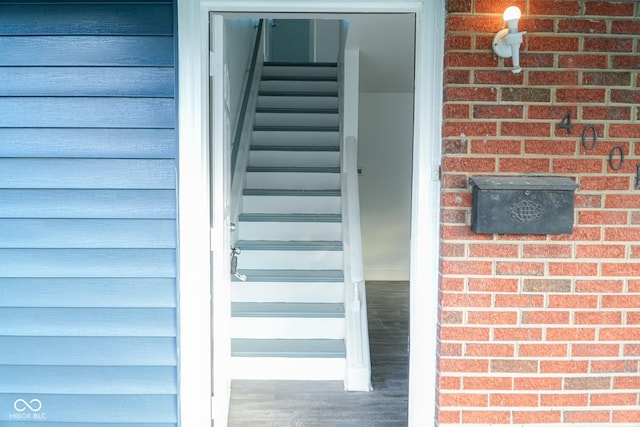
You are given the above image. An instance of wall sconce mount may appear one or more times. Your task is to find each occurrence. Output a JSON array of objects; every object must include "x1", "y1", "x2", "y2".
[{"x1": 492, "y1": 6, "x2": 526, "y2": 74}]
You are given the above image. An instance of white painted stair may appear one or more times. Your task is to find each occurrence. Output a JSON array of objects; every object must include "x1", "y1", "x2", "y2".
[{"x1": 231, "y1": 62, "x2": 347, "y2": 381}]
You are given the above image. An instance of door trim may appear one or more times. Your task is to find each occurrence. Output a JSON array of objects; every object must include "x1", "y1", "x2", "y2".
[{"x1": 176, "y1": 1, "x2": 444, "y2": 426}]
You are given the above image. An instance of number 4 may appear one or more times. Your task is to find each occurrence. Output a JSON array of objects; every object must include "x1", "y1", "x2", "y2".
[{"x1": 559, "y1": 110, "x2": 573, "y2": 135}]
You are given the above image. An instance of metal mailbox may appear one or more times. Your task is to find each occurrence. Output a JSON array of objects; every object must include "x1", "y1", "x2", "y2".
[{"x1": 469, "y1": 176, "x2": 579, "y2": 235}]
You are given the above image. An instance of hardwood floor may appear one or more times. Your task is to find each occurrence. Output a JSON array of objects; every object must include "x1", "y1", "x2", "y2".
[{"x1": 227, "y1": 281, "x2": 409, "y2": 426}]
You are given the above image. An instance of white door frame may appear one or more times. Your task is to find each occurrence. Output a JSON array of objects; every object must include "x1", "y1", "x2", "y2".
[{"x1": 177, "y1": 1, "x2": 444, "y2": 426}]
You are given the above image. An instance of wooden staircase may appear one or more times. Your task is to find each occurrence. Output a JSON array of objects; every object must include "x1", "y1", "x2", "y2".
[{"x1": 230, "y1": 62, "x2": 348, "y2": 380}]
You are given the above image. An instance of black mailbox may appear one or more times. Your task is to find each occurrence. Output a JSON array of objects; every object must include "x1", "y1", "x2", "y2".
[{"x1": 470, "y1": 176, "x2": 579, "y2": 235}]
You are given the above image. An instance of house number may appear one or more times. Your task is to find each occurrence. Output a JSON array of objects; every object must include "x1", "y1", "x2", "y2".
[{"x1": 559, "y1": 110, "x2": 634, "y2": 175}]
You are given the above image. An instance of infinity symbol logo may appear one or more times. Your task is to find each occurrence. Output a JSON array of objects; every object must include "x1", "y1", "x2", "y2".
[{"x1": 13, "y1": 399, "x2": 42, "y2": 412}]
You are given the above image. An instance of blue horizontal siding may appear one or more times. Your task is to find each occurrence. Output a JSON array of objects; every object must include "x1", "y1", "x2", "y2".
[
  {"x1": 0, "y1": 159, "x2": 176, "y2": 189},
  {"x1": 0, "y1": 278, "x2": 176, "y2": 308},
  {"x1": 0, "y1": 337, "x2": 177, "y2": 365},
  {"x1": 0, "y1": 129, "x2": 176, "y2": 158},
  {"x1": 0, "y1": 219, "x2": 176, "y2": 248},
  {"x1": 0, "y1": 36, "x2": 174, "y2": 66},
  {"x1": 0, "y1": 190, "x2": 176, "y2": 219},
  {"x1": 0, "y1": 67, "x2": 175, "y2": 97}
]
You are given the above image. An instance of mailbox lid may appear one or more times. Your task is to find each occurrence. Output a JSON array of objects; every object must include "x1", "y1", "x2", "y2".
[{"x1": 469, "y1": 176, "x2": 578, "y2": 191}]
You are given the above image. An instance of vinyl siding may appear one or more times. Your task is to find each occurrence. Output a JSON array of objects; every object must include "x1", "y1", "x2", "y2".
[{"x1": 0, "y1": 1, "x2": 178, "y2": 425}]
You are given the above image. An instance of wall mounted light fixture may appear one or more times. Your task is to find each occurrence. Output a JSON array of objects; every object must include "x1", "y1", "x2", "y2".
[{"x1": 492, "y1": 6, "x2": 526, "y2": 74}]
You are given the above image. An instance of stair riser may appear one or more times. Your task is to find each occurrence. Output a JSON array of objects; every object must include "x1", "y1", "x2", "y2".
[
  {"x1": 238, "y1": 222, "x2": 342, "y2": 241},
  {"x1": 246, "y1": 172, "x2": 340, "y2": 190},
  {"x1": 255, "y1": 112, "x2": 338, "y2": 127},
  {"x1": 238, "y1": 250, "x2": 343, "y2": 270},
  {"x1": 243, "y1": 196, "x2": 341, "y2": 214},
  {"x1": 258, "y1": 95, "x2": 338, "y2": 110},
  {"x1": 260, "y1": 80, "x2": 338, "y2": 93},
  {"x1": 252, "y1": 130, "x2": 339, "y2": 146},
  {"x1": 231, "y1": 357, "x2": 345, "y2": 380},
  {"x1": 262, "y1": 66, "x2": 337, "y2": 78},
  {"x1": 232, "y1": 318, "x2": 345, "y2": 339},
  {"x1": 249, "y1": 151, "x2": 340, "y2": 168},
  {"x1": 231, "y1": 281, "x2": 343, "y2": 303}
]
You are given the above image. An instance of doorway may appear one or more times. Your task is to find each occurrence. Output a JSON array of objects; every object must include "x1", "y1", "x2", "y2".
[{"x1": 176, "y1": 2, "x2": 444, "y2": 426}]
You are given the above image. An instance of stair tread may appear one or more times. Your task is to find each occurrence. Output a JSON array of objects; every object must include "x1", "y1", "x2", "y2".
[
  {"x1": 232, "y1": 302, "x2": 344, "y2": 318},
  {"x1": 232, "y1": 269, "x2": 343, "y2": 282},
  {"x1": 262, "y1": 76, "x2": 337, "y2": 82},
  {"x1": 256, "y1": 107, "x2": 339, "y2": 114},
  {"x1": 250, "y1": 144, "x2": 339, "y2": 152},
  {"x1": 243, "y1": 189, "x2": 341, "y2": 196},
  {"x1": 247, "y1": 166, "x2": 340, "y2": 173},
  {"x1": 253, "y1": 125, "x2": 339, "y2": 132},
  {"x1": 231, "y1": 338, "x2": 346, "y2": 358},
  {"x1": 239, "y1": 213, "x2": 341, "y2": 222},
  {"x1": 258, "y1": 91, "x2": 338, "y2": 97},
  {"x1": 236, "y1": 240, "x2": 342, "y2": 251},
  {"x1": 264, "y1": 62, "x2": 337, "y2": 67}
]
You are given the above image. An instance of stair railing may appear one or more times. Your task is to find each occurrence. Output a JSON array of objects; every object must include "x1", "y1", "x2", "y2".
[
  {"x1": 230, "y1": 20, "x2": 265, "y2": 243},
  {"x1": 341, "y1": 47, "x2": 372, "y2": 392}
]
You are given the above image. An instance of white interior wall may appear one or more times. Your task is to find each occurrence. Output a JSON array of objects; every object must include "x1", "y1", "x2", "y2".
[
  {"x1": 358, "y1": 92, "x2": 413, "y2": 281},
  {"x1": 313, "y1": 20, "x2": 340, "y2": 62}
]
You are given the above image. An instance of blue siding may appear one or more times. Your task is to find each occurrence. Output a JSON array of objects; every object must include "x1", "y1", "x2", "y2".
[{"x1": 0, "y1": 1, "x2": 179, "y2": 426}]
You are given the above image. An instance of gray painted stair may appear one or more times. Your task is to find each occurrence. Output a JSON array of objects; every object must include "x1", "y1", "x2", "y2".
[{"x1": 231, "y1": 61, "x2": 346, "y2": 381}]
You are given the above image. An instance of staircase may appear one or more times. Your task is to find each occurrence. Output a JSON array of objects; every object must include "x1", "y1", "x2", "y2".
[{"x1": 230, "y1": 62, "x2": 348, "y2": 381}]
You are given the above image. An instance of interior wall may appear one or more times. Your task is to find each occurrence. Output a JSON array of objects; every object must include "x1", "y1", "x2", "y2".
[{"x1": 358, "y1": 92, "x2": 413, "y2": 281}]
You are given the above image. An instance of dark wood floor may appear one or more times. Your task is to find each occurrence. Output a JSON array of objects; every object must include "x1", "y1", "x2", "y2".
[{"x1": 227, "y1": 281, "x2": 409, "y2": 426}]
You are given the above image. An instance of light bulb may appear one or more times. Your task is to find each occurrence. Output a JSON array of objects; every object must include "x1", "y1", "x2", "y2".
[{"x1": 503, "y1": 6, "x2": 521, "y2": 22}]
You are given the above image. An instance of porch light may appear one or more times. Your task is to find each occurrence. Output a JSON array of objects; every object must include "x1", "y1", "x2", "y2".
[{"x1": 492, "y1": 6, "x2": 526, "y2": 74}]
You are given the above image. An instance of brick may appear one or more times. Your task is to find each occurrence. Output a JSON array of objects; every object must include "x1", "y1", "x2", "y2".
[
  {"x1": 565, "y1": 410, "x2": 611, "y2": 423},
  {"x1": 609, "y1": 124, "x2": 640, "y2": 138},
  {"x1": 496, "y1": 234, "x2": 547, "y2": 242},
  {"x1": 574, "y1": 195, "x2": 602, "y2": 209},
  {"x1": 474, "y1": 34, "x2": 494, "y2": 51},
  {"x1": 522, "y1": 279, "x2": 571, "y2": 293},
  {"x1": 546, "y1": 327, "x2": 596, "y2": 341},
  {"x1": 438, "y1": 410, "x2": 460, "y2": 424},
  {"x1": 524, "y1": 139, "x2": 576, "y2": 156},
  {"x1": 447, "y1": 16, "x2": 498, "y2": 32},
  {"x1": 495, "y1": 295, "x2": 544, "y2": 308},
  {"x1": 441, "y1": 175, "x2": 468, "y2": 190},
  {"x1": 559, "y1": 54, "x2": 608, "y2": 69},
  {"x1": 443, "y1": 157, "x2": 496, "y2": 173},
  {"x1": 491, "y1": 393, "x2": 538, "y2": 407},
  {"x1": 540, "y1": 393, "x2": 588, "y2": 406},
  {"x1": 441, "y1": 277, "x2": 465, "y2": 292},
  {"x1": 630, "y1": 280, "x2": 640, "y2": 292},
  {"x1": 446, "y1": 0, "x2": 471, "y2": 13},
  {"x1": 612, "y1": 410, "x2": 640, "y2": 423},
  {"x1": 499, "y1": 157, "x2": 551, "y2": 173},
  {"x1": 466, "y1": 343, "x2": 514, "y2": 357},
  {"x1": 467, "y1": 311, "x2": 518, "y2": 325},
  {"x1": 585, "y1": 1, "x2": 635, "y2": 16},
  {"x1": 600, "y1": 328, "x2": 640, "y2": 341},
  {"x1": 441, "y1": 225, "x2": 493, "y2": 241},
  {"x1": 441, "y1": 242, "x2": 465, "y2": 257},
  {"x1": 604, "y1": 195, "x2": 640, "y2": 209},
  {"x1": 468, "y1": 278, "x2": 519, "y2": 293},
  {"x1": 528, "y1": 35, "x2": 579, "y2": 52},
  {"x1": 564, "y1": 377, "x2": 611, "y2": 390},
  {"x1": 439, "y1": 392, "x2": 488, "y2": 407},
  {"x1": 623, "y1": 344, "x2": 640, "y2": 356},
  {"x1": 527, "y1": 105, "x2": 577, "y2": 120},
  {"x1": 491, "y1": 359, "x2": 538, "y2": 374},
  {"x1": 440, "y1": 311, "x2": 463, "y2": 325},
  {"x1": 446, "y1": 34, "x2": 472, "y2": 51},
  {"x1": 557, "y1": 18, "x2": 607, "y2": 34},
  {"x1": 444, "y1": 69, "x2": 470, "y2": 85},
  {"x1": 445, "y1": 52, "x2": 497, "y2": 68},
  {"x1": 529, "y1": 1, "x2": 580, "y2": 16},
  {"x1": 556, "y1": 88, "x2": 606, "y2": 103},
  {"x1": 441, "y1": 191, "x2": 472, "y2": 207},
  {"x1": 550, "y1": 226, "x2": 602, "y2": 241},
  {"x1": 520, "y1": 53, "x2": 555, "y2": 68},
  {"x1": 463, "y1": 376, "x2": 512, "y2": 390},
  {"x1": 442, "y1": 139, "x2": 468, "y2": 154},
  {"x1": 578, "y1": 211, "x2": 628, "y2": 225},
  {"x1": 461, "y1": 410, "x2": 510, "y2": 424},
  {"x1": 571, "y1": 344, "x2": 620, "y2": 358},
  {"x1": 496, "y1": 261, "x2": 545, "y2": 276},
  {"x1": 469, "y1": 244, "x2": 518, "y2": 258},
  {"x1": 473, "y1": 70, "x2": 523, "y2": 86},
  {"x1": 513, "y1": 410, "x2": 561, "y2": 424},
  {"x1": 442, "y1": 292, "x2": 492, "y2": 307},
  {"x1": 552, "y1": 158, "x2": 603, "y2": 173},
  {"x1": 473, "y1": 105, "x2": 523, "y2": 119},
  {"x1": 574, "y1": 311, "x2": 622, "y2": 325},
  {"x1": 523, "y1": 244, "x2": 572, "y2": 258},
  {"x1": 440, "y1": 327, "x2": 490, "y2": 341},
  {"x1": 444, "y1": 87, "x2": 497, "y2": 102},
  {"x1": 601, "y1": 263, "x2": 640, "y2": 277},
  {"x1": 613, "y1": 376, "x2": 640, "y2": 389},
  {"x1": 628, "y1": 312, "x2": 640, "y2": 324},
  {"x1": 540, "y1": 360, "x2": 588, "y2": 373},
  {"x1": 591, "y1": 360, "x2": 638, "y2": 373},
  {"x1": 575, "y1": 280, "x2": 624, "y2": 293},
  {"x1": 522, "y1": 311, "x2": 570, "y2": 325},
  {"x1": 632, "y1": 246, "x2": 640, "y2": 259},
  {"x1": 494, "y1": 328, "x2": 543, "y2": 341},
  {"x1": 602, "y1": 295, "x2": 640, "y2": 308},
  {"x1": 529, "y1": 71, "x2": 578, "y2": 86},
  {"x1": 632, "y1": 213, "x2": 640, "y2": 225},
  {"x1": 548, "y1": 262, "x2": 598, "y2": 277},
  {"x1": 439, "y1": 358, "x2": 489, "y2": 373},
  {"x1": 576, "y1": 244, "x2": 626, "y2": 259},
  {"x1": 610, "y1": 89, "x2": 640, "y2": 104},
  {"x1": 515, "y1": 377, "x2": 562, "y2": 391},
  {"x1": 548, "y1": 295, "x2": 598, "y2": 309},
  {"x1": 578, "y1": 139, "x2": 625, "y2": 157},
  {"x1": 582, "y1": 106, "x2": 631, "y2": 121},
  {"x1": 612, "y1": 55, "x2": 640, "y2": 69},
  {"x1": 444, "y1": 104, "x2": 470, "y2": 119},
  {"x1": 440, "y1": 343, "x2": 463, "y2": 356},
  {"x1": 585, "y1": 38, "x2": 634, "y2": 54},
  {"x1": 583, "y1": 71, "x2": 632, "y2": 86},
  {"x1": 501, "y1": 87, "x2": 550, "y2": 103},
  {"x1": 442, "y1": 260, "x2": 493, "y2": 275},
  {"x1": 592, "y1": 393, "x2": 638, "y2": 407},
  {"x1": 439, "y1": 376, "x2": 461, "y2": 390},
  {"x1": 500, "y1": 122, "x2": 551, "y2": 137},
  {"x1": 519, "y1": 343, "x2": 567, "y2": 357},
  {"x1": 471, "y1": 139, "x2": 522, "y2": 155},
  {"x1": 611, "y1": 20, "x2": 640, "y2": 35},
  {"x1": 443, "y1": 121, "x2": 497, "y2": 137},
  {"x1": 474, "y1": 0, "x2": 526, "y2": 13}
]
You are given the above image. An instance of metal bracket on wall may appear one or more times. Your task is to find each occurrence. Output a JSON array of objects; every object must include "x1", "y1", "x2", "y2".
[{"x1": 636, "y1": 164, "x2": 640, "y2": 190}]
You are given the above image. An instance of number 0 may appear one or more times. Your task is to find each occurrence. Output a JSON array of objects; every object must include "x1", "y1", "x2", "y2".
[{"x1": 581, "y1": 125, "x2": 597, "y2": 151}]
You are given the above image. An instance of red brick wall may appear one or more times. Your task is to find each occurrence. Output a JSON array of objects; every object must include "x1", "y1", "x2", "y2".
[{"x1": 439, "y1": 1, "x2": 640, "y2": 425}]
